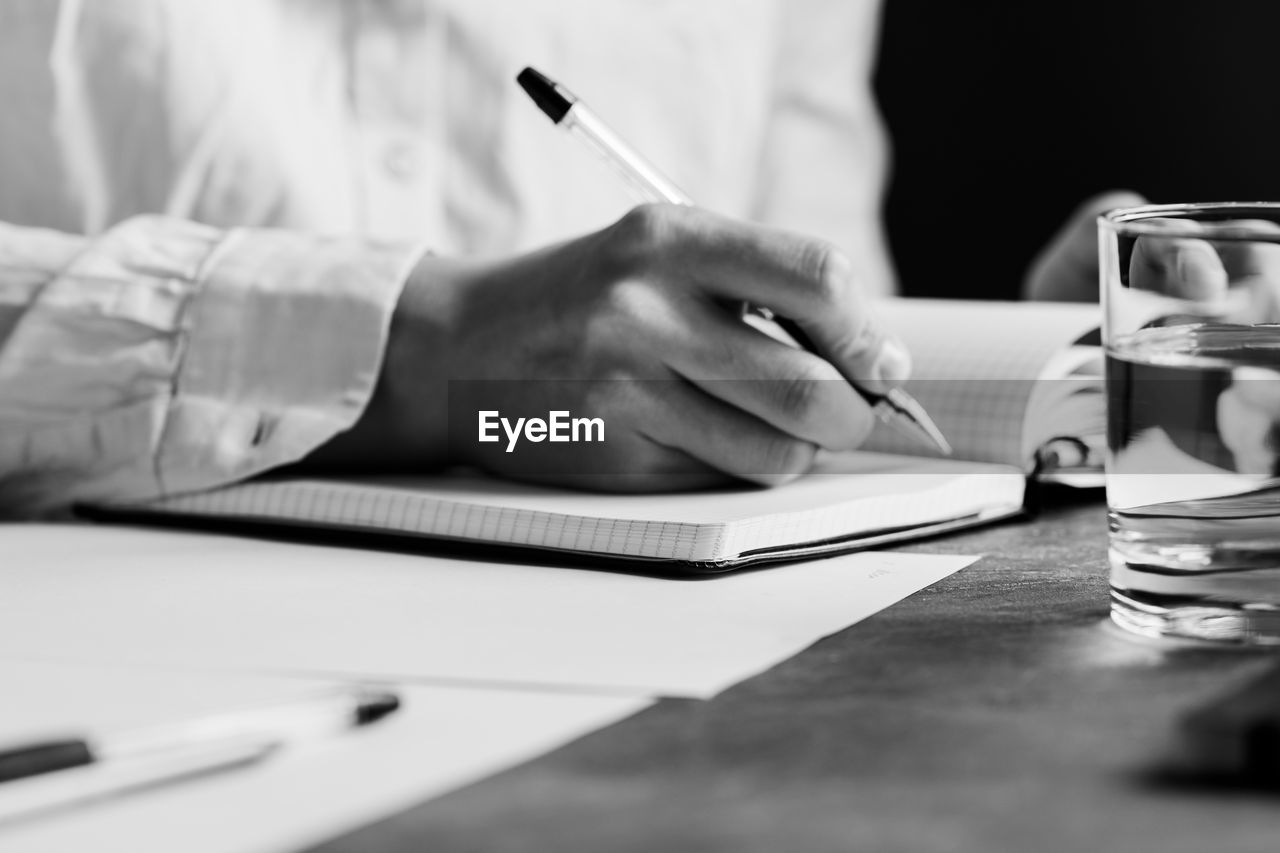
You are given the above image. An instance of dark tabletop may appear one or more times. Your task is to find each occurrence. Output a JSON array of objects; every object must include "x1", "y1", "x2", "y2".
[{"x1": 309, "y1": 491, "x2": 1280, "y2": 853}]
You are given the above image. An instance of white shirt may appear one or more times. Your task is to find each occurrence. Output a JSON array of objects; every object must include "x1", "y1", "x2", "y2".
[{"x1": 0, "y1": 0, "x2": 891, "y2": 515}]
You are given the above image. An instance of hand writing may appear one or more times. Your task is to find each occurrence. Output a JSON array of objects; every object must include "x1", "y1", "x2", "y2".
[{"x1": 317, "y1": 205, "x2": 910, "y2": 490}]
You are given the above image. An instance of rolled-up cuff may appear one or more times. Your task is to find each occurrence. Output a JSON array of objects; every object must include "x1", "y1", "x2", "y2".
[{"x1": 155, "y1": 224, "x2": 424, "y2": 496}]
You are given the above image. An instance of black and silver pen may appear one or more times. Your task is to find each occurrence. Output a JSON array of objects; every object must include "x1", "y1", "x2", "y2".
[
  {"x1": 0, "y1": 686, "x2": 400, "y2": 824},
  {"x1": 516, "y1": 66, "x2": 951, "y2": 455}
]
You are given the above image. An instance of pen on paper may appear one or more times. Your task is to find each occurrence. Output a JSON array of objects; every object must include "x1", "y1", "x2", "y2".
[
  {"x1": 0, "y1": 685, "x2": 400, "y2": 825},
  {"x1": 0, "y1": 737, "x2": 278, "y2": 826},
  {"x1": 515, "y1": 66, "x2": 951, "y2": 455}
]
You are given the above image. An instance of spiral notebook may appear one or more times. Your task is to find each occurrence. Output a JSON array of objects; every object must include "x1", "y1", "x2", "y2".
[{"x1": 93, "y1": 300, "x2": 1100, "y2": 571}]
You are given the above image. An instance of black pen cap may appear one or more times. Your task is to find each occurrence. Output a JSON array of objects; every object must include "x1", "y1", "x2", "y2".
[
  {"x1": 354, "y1": 690, "x2": 401, "y2": 726},
  {"x1": 517, "y1": 66, "x2": 575, "y2": 124}
]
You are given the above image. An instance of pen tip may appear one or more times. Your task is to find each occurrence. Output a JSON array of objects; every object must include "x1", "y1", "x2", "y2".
[
  {"x1": 929, "y1": 429, "x2": 954, "y2": 457},
  {"x1": 354, "y1": 690, "x2": 401, "y2": 726},
  {"x1": 881, "y1": 388, "x2": 952, "y2": 456},
  {"x1": 516, "y1": 66, "x2": 574, "y2": 123},
  {"x1": 913, "y1": 410, "x2": 953, "y2": 456}
]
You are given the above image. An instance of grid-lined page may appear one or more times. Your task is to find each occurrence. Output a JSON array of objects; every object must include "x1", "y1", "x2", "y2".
[
  {"x1": 126, "y1": 453, "x2": 1023, "y2": 565},
  {"x1": 143, "y1": 480, "x2": 718, "y2": 562},
  {"x1": 862, "y1": 299, "x2": 1100, "y2": 466}
]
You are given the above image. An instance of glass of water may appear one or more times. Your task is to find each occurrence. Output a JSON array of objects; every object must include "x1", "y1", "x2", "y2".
[{"x1": 1101, "y1": 203, "x2": 1280, "y2": 644}]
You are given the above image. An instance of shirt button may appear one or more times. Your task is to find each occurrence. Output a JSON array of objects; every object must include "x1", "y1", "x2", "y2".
[{"x1": 382, "y1": 142, "x2": 420, "y2": 181}]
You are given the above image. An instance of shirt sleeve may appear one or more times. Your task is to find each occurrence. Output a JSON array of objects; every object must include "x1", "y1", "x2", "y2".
[
  {"x1": 752, "y1": 0, "x2": 897, "y2": 297},
  {"x1": 0, "y1": 215, "x2": 422, "y2": 518}
]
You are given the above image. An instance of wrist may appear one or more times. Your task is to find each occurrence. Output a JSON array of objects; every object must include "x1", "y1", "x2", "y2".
[{"x1": 304, "y1": 252, "x2": 474, "y2": 472}]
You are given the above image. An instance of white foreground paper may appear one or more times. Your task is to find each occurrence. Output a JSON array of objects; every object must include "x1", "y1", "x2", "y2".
[
  {"x1": 0, "y1": 524, "x2": 977, "y2": 698},
  {"x1": 0, "y1": 660, "x2": 648, "y2": 853}
]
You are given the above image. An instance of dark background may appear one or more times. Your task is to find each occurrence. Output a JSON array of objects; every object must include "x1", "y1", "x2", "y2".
[{"x1": 873, "y1": 1, "x2": 1280, "y2": 299}]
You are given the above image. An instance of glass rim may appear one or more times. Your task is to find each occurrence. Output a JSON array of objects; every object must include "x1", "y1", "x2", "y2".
[{"x1": 1098, "y1": 201, "x2": 1280, "y2": 240}]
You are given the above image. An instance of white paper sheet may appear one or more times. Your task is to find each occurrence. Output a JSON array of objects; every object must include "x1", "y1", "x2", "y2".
[
  {"x1": 0, "y1": 660, "x2": 648, "y2": 853},
  {"x1": 0, "y1": 524, "x2": 976, "y2": 699}
]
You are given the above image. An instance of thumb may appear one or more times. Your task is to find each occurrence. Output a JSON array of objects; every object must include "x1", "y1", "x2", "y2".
[{"x1": 1023, "y1": 190, "x2": 1148, "y2": 302}]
